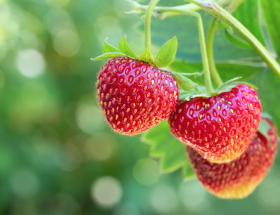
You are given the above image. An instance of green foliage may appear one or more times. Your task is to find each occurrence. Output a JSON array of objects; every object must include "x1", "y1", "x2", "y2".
[
  {"x1": 142, "y1": 121, "x2": 195, "y2": 179},
  {"x1": 258, "y1": 118, "x2": 272, "y2": 143},
  {"x1": 251, "y1": 69, "x2": 280, "y2": 129},
  {"x1": 233, "y1": 0, "x2": 265, "y2": 45},
  {"x1": 260, "y1": 0, "x2": 280, "y2": 54}
]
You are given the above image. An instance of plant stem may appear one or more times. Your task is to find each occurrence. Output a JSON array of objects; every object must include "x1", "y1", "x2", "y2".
[
  {"x1": 137, "y1": 0, "x2": 159, "y2": 65},
  {"x1": 196, "y1": 12, "x2": 214, "y2": 93},
  {"x1": 142, "y1": 7, "x2": 214, "y2": 93},
  {"x1": 186, "y1": 0, "x2": 280, "y2": 81},
  {"x1": 206, "y1": 17, "x2": 223, "y2": 86}
]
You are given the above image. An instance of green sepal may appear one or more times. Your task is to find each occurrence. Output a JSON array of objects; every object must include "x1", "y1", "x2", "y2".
[
  {"x1": 137, "y1": 48, "x2": 155, "y2": 65},
  {"x1": 179, "y1": 77, "x2": 258, "y2": 101},
  {"x1": 234, "y1": 82, "x2": 258, "y2": 90},
  {"x1": 155, "y1": 36, "x2": 178, "y2": 68},
  {"x1": 102, "y1": 39, "x2": 119, "y2": 53},
  {"x1": 218, "y1": 77, "x2": 242, "y2": 92},
  {"x1": 179, "y1": 87, "x2": 210, "y2": 101},
  {"x1": 169, "y1": 71, "x2": 199, "y2": 92},
  {"x1": 141, "y1": 120, "x2": 193, "y2": 174},
  {"x1": 91, "y1": 52, "x2": 127, "y2": 61},
  {"x1": 218, "y1": 77, "x2": 258, "y2": 93},
  {"x1": 225, "y1": 29, "x2": 252, "y2": 49},
  {"x1": 118, "y1": 36, "x2": 137, "y2": 59}
]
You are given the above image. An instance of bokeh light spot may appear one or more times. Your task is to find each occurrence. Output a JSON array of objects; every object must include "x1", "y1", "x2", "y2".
[
  {"x1": 179, "y1": 179, "x2": 209, "y2": 212},
  {"x1": 257, "y1": 169, "x2": 280, "y2": 209},
  {"x1": 16, "y1": 49, "x2": 45, "y2": 78},
  {"x1": 84, "y1": 134, "x2": 116, "y2": 161},
  {"x1": 150, "y1": 184, "x2": 178, "y2": 213},
  {"x1": 92, "y1": 176, "x2": 122, "y2": 208},
  {"x1": 54, "y1": 30, "x2": 80, "y2": 57},
  {"x1": 114, "y1": 204, "x2": 139, "y2": 215},
  {"x1": 76, "y1": 104, "x2": 105, "y2": 134},
  {"x1": 133, "y1": 158, "x2": 160, "y2": 186},
  {"x1": 44, "y1": 9, "x2": 72, "y2": 35}
]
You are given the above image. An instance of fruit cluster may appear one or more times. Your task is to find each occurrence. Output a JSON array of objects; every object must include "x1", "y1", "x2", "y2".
[
  {"x1": 93, "y1": 0, "x2": 278, "y2": 200},
  {"x1": 96, "y1": 56, "x2": 277, "y2": 199}
]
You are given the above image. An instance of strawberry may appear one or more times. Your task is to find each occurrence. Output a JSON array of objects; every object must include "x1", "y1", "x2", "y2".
[
  {"x1": 97, "y1": 56, "x2": 179, "y2": 135},
  {"x1": 186, "y1": 118, "x2": 277, "y2": 199},
  {"x1": 168, "y1": 84, "x2": 261, "y2": 163}
]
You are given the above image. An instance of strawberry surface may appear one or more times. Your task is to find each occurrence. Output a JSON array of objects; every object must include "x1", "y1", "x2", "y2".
[
  {"x1": 168, "y1": 84, "x2": 261, "y2": 163},
  {"x1": 97, "y1": 57, "x2": 179, "y2": 135},
  {"x1": 187, "y1": 118, "x2": 277, "y2": 199}
]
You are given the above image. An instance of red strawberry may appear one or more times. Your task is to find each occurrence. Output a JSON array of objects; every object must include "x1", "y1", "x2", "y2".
[
  {"x1": 97, "y1": 56, "x2": 179, "y2": 135},
  {"x1": 168, "y1": 84, "x2": 261, "y2": 163},
  {"x1": 187, "y1": 118, "x2": 277, "y2": 199}
]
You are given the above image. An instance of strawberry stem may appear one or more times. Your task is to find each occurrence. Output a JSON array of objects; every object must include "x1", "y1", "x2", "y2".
[
  {"x1": 195, "y1": 12, "x2": 214, "y2": 94},
  {"x1": 137, "y1": 0, "x2": 159, "y2": 65},
  {"x1": 206, "y1": 17, "x2": 223, "y2": 87}
]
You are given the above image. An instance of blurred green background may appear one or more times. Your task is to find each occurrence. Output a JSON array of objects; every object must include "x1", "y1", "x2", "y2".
[{"x1": 0, "y1": 0, "x2": 280, "y2": 214}]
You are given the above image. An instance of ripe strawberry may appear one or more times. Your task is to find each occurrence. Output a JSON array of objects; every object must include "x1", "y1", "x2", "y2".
[
  {"x1": 168, "y1": 84, "x2": 261, "y2": 163},
  {"x1": 97, "y1": 56, "x2": 179, "y2": 135},
  {"x1": 187, "y1": 118, "x2": 277, "y2": 199}
]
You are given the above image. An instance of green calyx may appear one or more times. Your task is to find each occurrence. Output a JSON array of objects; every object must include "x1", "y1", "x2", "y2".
[
  {"x1": 179, "y1": 77, "x2": 258, "y2": 101},
  {"x1": 91, "y1": 0, "x2": 179, "y2": 70},
  {"x1": 91, "y1": 35, "x2": 178, "y2": 69}
]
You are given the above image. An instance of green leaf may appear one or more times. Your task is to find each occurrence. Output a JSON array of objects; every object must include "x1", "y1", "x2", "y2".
[
  {"x1": 258, "y1": 118, "x2": 271, "y2": 144},
  {"x1": 91, "y1": 52, "x2": 127, "y2": 61},
  {"x1": 233, "y1": 0, "x2": 265, "y2": 45},
  {"x1": 250, "y1": 66, "x2": 280, "y2": 131},
  {"x1": 224, "y1": 29, "x2": 252, "y2": 49},
  {"x1": 155, "y1": 37, "x2": 178, "y2": 68},
  {"x1": 182, "y1": 159, "x2": 195, "y2": 180},
  {"x1": 169, "y1": 71, "x2": 198, "y2": 92},
  {"x1": 118, "y1": 36, "x2": 137, "y2": 58},
  {"x1": 261, "y1": 112, "x2": 272, "y2": 120},
  {"x1": 142, "y1": 120, "x2": 193, "y2": 174},
  {"x1": 260, "y1": 0, "x2": 280, "y2": 54},
  {"x1": 102, "y1": 39, "x2": 119, "y2": 53}
]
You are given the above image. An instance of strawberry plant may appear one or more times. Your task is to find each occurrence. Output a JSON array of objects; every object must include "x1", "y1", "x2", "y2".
[{"x1": 92, "y1": 0, "x2": 280, "y2": 199}]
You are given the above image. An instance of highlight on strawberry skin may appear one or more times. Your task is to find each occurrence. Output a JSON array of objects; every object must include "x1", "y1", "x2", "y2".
[{"x1": 186, "y1": 118, "x2": 277, "y2": 199}]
